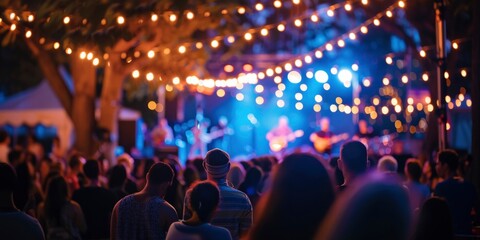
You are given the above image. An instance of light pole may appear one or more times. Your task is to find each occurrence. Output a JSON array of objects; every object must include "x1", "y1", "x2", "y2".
[{"x1": 434, "y1": 0, "x2": 448, "y2": 151}]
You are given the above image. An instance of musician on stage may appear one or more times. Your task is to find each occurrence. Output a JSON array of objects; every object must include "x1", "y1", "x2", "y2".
[
  {"x1": 266, "y1": 116, "x2": 303, "y2": 153},
  {"x1": 151, "y1": 118, "x2": 174, "y2": 148},
  {"x1": 352, "y1": 119, "x2": 374, "y2": 148},
  {"x1": 310, "y1": 118, "x2": 334, "y2": 155},
  {"x1": 310, "y1": 117, "x2": 349, "y2": 156},
  {"x1": 209, "y1": 116, "x2": 233, "y2": 151},
  {"x1": 267, "y1": 116, "x2": 293, "y2": 142},
  {"x1": 188, "y1": 119, "x2": 210, "y2": 158}
]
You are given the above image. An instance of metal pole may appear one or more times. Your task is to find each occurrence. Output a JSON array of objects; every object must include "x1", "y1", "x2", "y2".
[{"x1": 434, "y1": 0, "x2": 448, "y2": 151}]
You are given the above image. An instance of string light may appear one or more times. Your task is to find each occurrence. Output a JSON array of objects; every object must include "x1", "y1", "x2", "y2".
[
  {"x1": 294, "y1": 19, "x2": 302, "y2": 27},
  {"x1": 344, "y1": 3, "x2": 352, "y2": 11},
  {"x1": 169, "y1": 14, "x2": 177, "y2": 22},
  {"x1": 172, "y1": 77, "x2": 180, "y2": 85},
  {"x1": 178, "y1": 45, "x2": 186, "y2": 54},
  {"x1": 132, "y1": 70, "x2": 140, "y2": 78},
  {"x1": 274, "y1": 0, "x2": 282, "y2": 8},
  {"x1": 277, "y1": 24, "x2": 285, "y2": 32},
  {"x1": 360, "y1": 26, "x2": 368, "y2": 34},
  {"x1": 327, "y1": 9, "x2": 335, "y2": 17},
  {"x1": 211, "y1": 40, "x2": 219, "y2": 48},
  {"x1": 151, "y1": 14, "x2": 158, "y2": 22},
  {"x1": 186, "y1": 12, "x2": 194, "y2": 20},
  {"x1": 63, "y1": 16, "x2": 71, "y2": 24},
  {"x1": 419, "y1": 50, "x2": 426, "y2": 57},
  {"x1": 255, "y1": 3, "x2": 264, "y2": 11},
  {"x1": 79, "y1": 51, "x2": 87, "y2": 59},
  {"x1": 385, "y1": 56, "x2": 393, "y2": 64},
  {"x1": 25, "y1": 30, "x2": 32, "y2": 38},
  {"x1": 452, "y1": 42, "x2": 459, "y2": 49},
  {"x1": 244, "y1": 33, "x2": 253, "y2": 41},
  {"x1": 260, "y1": 28, "x2": 269, "y2": 36},
  {"x1": 349, "y1": 32, "x2": 356, "y2": 40},
  {"x1": 117, "y1": 16, "x2": 125, "y2": 25}
]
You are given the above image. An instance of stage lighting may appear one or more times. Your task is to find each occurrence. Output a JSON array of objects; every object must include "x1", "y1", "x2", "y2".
[
  {"x1": 314, "y1": 70, "x2": 329, "y2": 83},
  {"x1": 338, "y1": 69, "x2": 353, "y2": 83},
  {"x1": 287, "y1": 71, "x2": 302, "y2": 84}
]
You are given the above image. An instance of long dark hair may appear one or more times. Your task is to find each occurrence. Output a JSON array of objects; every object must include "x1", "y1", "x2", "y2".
[
  {"x1": 45, "y1": 176, "x2": 69, "y2": 224},
  {"x1": 239, "y1": 166, "x2": 263, "y2": 195},
  {"x1": 188, "y1": 181, "x2": 220, "y2": 222},
  {"x1": 248, "y1": 153, "x2": 335, "y2": 240}
]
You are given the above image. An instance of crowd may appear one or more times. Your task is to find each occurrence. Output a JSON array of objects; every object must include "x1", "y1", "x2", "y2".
[{"x1": 0, "y1": 129, "x2": 479, "y2": 240}]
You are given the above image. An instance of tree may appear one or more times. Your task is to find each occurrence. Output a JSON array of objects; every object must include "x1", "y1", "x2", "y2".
[{"x1": 1, "y1": 0, "x2": 244, "y2": 157}]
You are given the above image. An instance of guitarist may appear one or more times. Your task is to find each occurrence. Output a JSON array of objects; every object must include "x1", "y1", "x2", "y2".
[
  {"x1": 310, "y1": 118, "x2": 335, "y2": 156},
  {"x1": 266, "y1": 116, "x2": 293, "y2": 152}
]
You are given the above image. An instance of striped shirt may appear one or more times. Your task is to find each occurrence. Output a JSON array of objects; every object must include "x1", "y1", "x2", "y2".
[{"x1": 184, "y1": 179, "x2": 252, "y2": 240}]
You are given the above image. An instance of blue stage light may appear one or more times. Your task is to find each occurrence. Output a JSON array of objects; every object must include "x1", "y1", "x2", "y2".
[{"x1": 338, "y1": 69, "x2": 353, "y2": 83}]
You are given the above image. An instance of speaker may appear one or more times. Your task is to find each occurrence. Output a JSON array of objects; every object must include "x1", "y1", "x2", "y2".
[{"x1": 119, "y1": 120, "x2": 137, "y2": 153}]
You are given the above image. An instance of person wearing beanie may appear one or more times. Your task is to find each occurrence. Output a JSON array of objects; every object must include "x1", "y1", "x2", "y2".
[{"x1": 183, "y1": 148, "x2": 252, "y2": 240}]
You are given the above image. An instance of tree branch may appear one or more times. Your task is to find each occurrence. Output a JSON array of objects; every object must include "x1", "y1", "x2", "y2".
[{"x1": 24, "y1": 37, "x2": 74, "y2": 118}]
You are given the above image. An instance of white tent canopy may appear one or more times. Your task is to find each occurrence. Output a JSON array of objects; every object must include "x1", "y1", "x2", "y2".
[
  {"x1": 0, "y1": 81, "x2": 73, "y2": 152},
  {"x1": 0, "y1": 81, "x2": 141, "y2": 153}
]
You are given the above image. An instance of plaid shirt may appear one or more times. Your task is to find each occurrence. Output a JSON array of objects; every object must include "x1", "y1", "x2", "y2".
[{"x1": 184, "y1": 179, "x2": 253, "y2": 240}]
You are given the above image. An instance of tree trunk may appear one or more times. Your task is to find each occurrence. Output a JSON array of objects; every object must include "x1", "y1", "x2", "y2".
[
  {"x1": 70, "y1": 53, "x2": 97, "y2": 156},
  {"x1": 470, "y1": 0, "x2": 480, "y2": 193},
  {"x1": 24, "y1": 38, "x2": 73, "y2": 117},
  {"x1": 98, "y1": 58, "x2": 126, "y2": 162}
]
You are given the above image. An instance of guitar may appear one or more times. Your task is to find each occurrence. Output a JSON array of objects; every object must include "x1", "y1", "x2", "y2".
[
  {"x1": 269, "y1": 130, "x2": 304, "y2": 152},
  {"x1": 311, "y1": 133, "x2": 349, "y2": 153},
  {"x1": 204, "y1": 128, "x2": 234, "y2": 143}
]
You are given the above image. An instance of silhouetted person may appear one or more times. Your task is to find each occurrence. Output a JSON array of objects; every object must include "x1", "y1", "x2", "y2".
[
  {"x1": 37, "y1": 176, "x2": 86, "y2": 239},
  {"x1": 414, "y1": 197, "x2": 453, "y2": 240},
  {"x1": 111, "y1": 162, "x2": 178, "y2": 240},
  {"x1": 72, "y1": 160, "x2": 116, "y2": 239},
  {"x1": 0, "y1": 162, "x2": 45, "y2": 240},
  {"x1": 247, "y1": 153, "x2": 335, "y2": 240},
  {"x1": 317, "y1": 172, "x2": 411, "y2": 240},
  {"x1": 108, "y1": 164, "x2": 129, "y2": 201},
  {"x1": 337, "y1": 141, "x2": 368, "y2": 191},
  {"x1": 167, "y1": 181, "x2": 231, "y2": 240},
  {"x1": 403, "y1": 158, "x2": 430, "y2": 210},
  {"x1": 377, "y1": 155, "x2": 398, "y2": 173},
  {"x1": 116, "y1": 154, "x2": 138, "y2": 194},
  {"x1": 183, "y1": 166, "x2": 199, "y2": 190},
  {"x1": 238, "y1": 166, "x2": 263, "y2": 208},
  {"x1": 434, "y1": 149, "x2": 479, "y2": 234},
  {"x1": 0, "y1": 129, "x2": 10, "y2": 163},
  {"x1": 183, "y1": 149, "x2": 252, "y2": 240}
]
